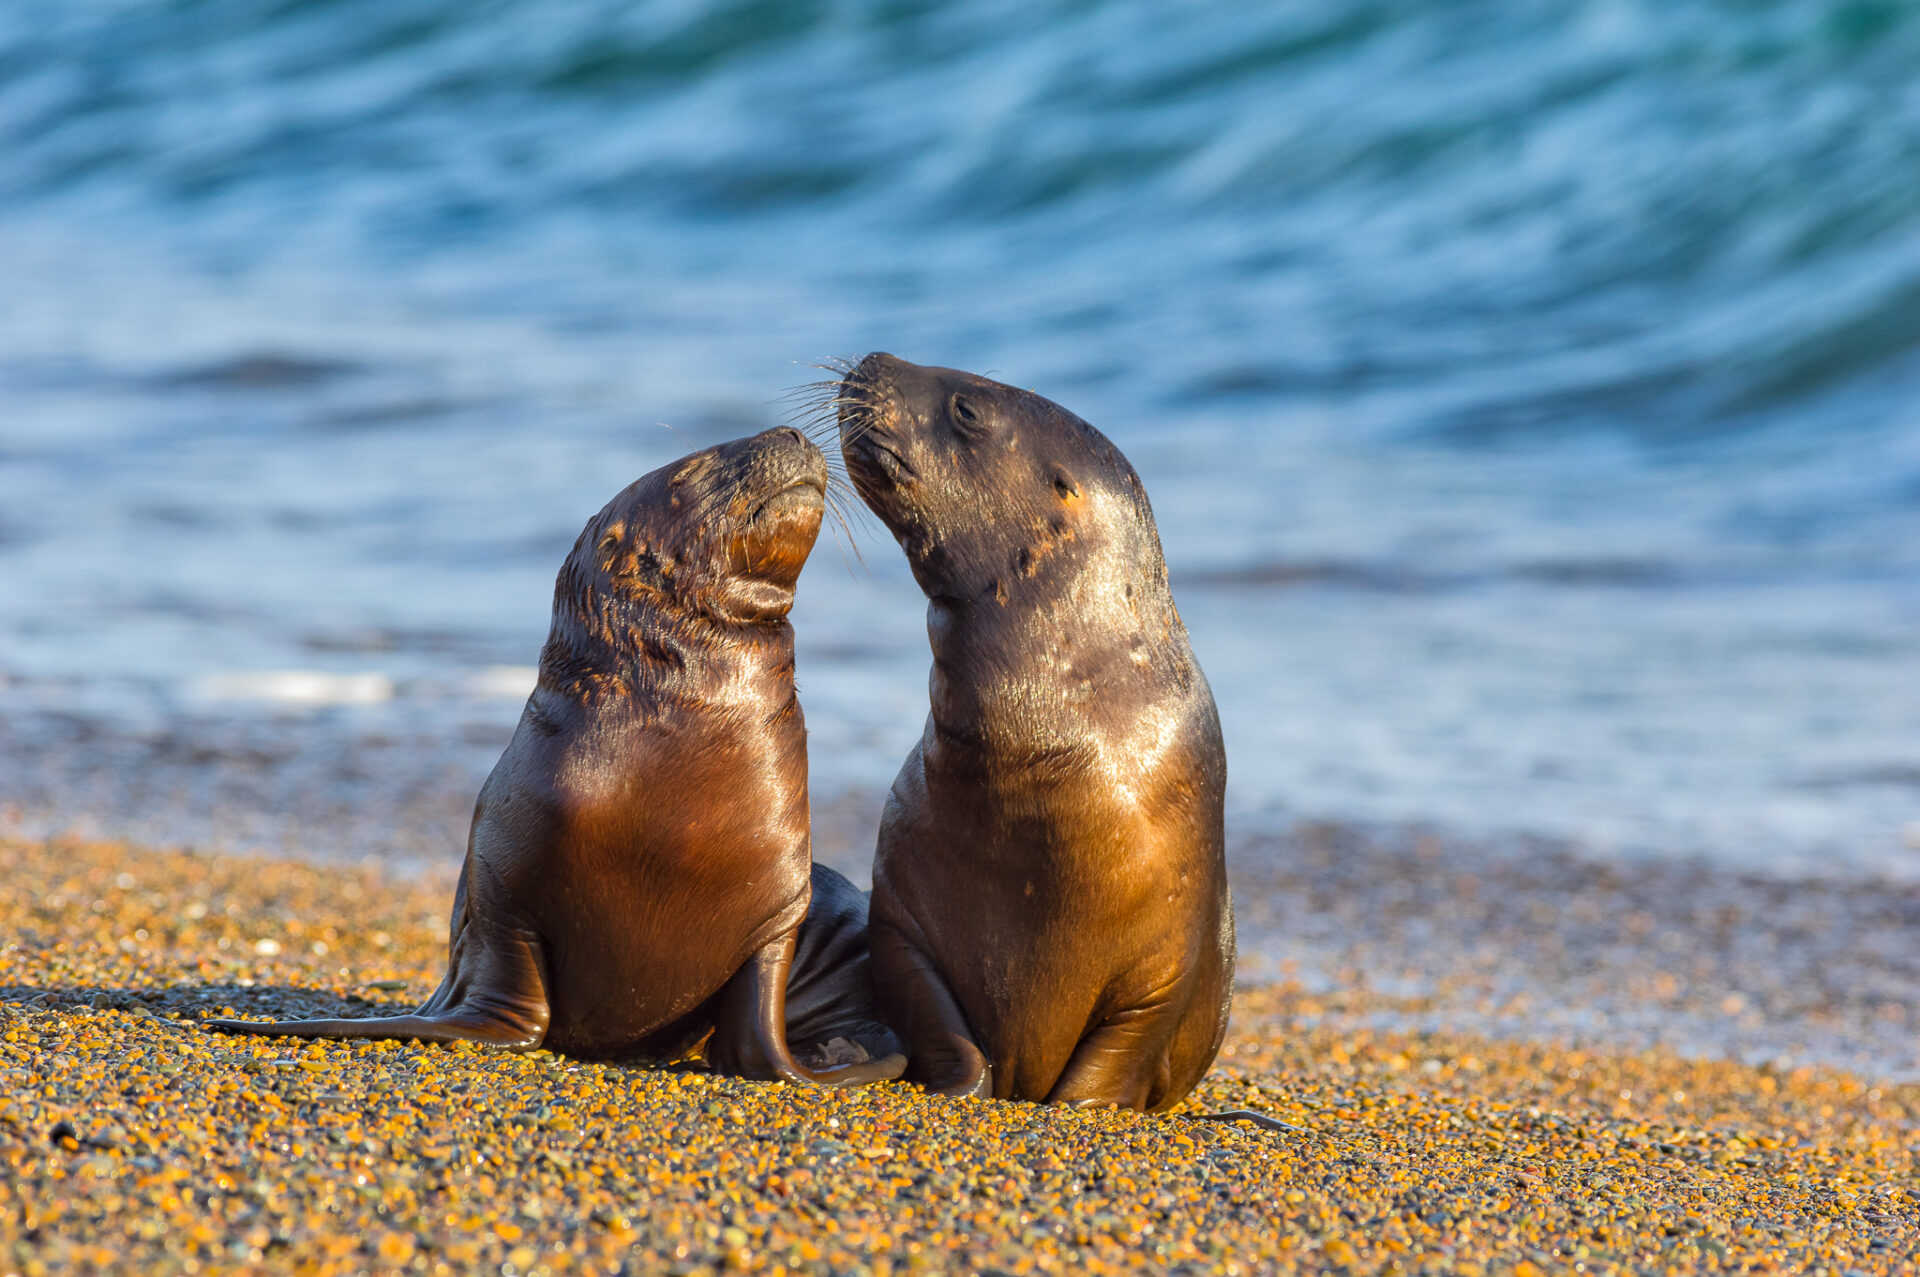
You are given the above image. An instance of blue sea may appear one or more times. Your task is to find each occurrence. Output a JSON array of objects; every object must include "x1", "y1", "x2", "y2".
[{"x1": 2, "y1": 0, "x2": 1917, "y2": 874}]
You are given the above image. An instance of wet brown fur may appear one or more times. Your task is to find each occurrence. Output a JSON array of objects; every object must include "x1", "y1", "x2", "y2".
[{"x1": 837, "y1": 353, "x2": 1232, "y2": 1112}]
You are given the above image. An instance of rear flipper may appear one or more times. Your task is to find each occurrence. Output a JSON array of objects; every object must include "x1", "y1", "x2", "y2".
[
  {"x1": 780, "y1": 865, "x2": 907, "y2": 1082},
  {"x1": 205, "y1": 884, "x2": 551, "y2": 1050},
  {"x1": 705, "y1": 925, "x2": 904, "y2": 1086},
  {"x1": 203, "y1": 1009, "x2": 545, "y2": 1049},
  {"x1": 792, "y1": 1024, "x2": 904, "y2": 1077}
]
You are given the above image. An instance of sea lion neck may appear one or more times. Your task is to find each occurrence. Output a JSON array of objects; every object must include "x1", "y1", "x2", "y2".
[
  {"x1": 921, "y1": 579, "x2": 1187, "y2": 757},
  {"x1": 539, "y1": 585, "x2": 797, "y2": 711}
]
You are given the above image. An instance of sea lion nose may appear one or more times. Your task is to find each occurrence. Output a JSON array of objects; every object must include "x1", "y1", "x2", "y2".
[
  {"x1": 764, "y1": 426, "x2": 828, "y2": 483},
  {"x1": 855, "y1": 351, "x2": 908, "y2": 381}
]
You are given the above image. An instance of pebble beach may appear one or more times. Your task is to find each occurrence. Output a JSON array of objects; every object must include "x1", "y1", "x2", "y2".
[
  {"x1": 4, "y1": 833, "x2": 1916, "y2": 1276},
  {"x1": 6, "y1": 5, "x2": 1920, "y2": 1273}
]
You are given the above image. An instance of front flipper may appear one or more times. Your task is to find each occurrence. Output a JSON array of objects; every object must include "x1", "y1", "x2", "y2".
[
  {"x1": 1046, "y1": 993, "x2": 1185, "y2": 1111},
  {"x1": 206, "y1": 904, "x2": 551, "y2": 1050},
  {"x1": 705, "y1": 931, "x2": 902, "y2": 1087},
  {"x1": 869, "y1": 922, "x2": 992, "y2": 1099}
]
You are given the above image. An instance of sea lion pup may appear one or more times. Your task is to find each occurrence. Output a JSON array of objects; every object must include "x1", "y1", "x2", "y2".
[
  {"x1": 836, "y1": 353, "x2": 1232, "y2": 1111},
  {"x1": 209, "y1": 428, "x2": 904, "y2": 1085}
]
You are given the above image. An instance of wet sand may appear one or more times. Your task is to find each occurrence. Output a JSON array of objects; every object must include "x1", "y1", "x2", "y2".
[
  {"x1": 1223, "y1": 823, "x2": 1920, "y2": 1083},
  {"x1": 3, "y1": 834, "x2": 1917, "y2": 1275}
]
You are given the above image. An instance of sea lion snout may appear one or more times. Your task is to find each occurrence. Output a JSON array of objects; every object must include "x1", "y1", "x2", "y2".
[
  {"x1": 712, "y1": 426, "x2": 829, "y2": 504},
  {"x1": 836, "y1": 354, "x2": 916, "y2": 488},
  {"x1": 835, "y1": 352, "x2": 1002, "y2": 522},
  {"x1": 584, "y1": 428, "x2": 827, "y2": 622},
  {"x1": 740, "y1": 427, "x2": 829, "y2": 519},
  {"x1": 846, "y1": 350, "x2": 913, "y2": 400},
  {"x1": 708, "y1": 428, "x2": 829, "y2": 607},
  {"x1": 839, "y1": 352, "x2": 999, "y2": 447}
]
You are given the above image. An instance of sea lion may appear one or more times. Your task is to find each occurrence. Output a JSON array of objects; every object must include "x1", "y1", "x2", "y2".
[
  {"x1": 837, "y1": 353, "x2": 1232, "y2": 1111},
  {"x1": 209, "y1": 427, "x2": 904, "y2": 1085}
]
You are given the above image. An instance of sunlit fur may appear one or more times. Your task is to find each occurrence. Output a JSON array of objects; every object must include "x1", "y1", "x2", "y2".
[
  {"x1": 834, "y1": 353, "x2": 1233, "y2": 1112},
  {"x1": 211, "y1": 429, "x2": 903, "y2": 1082}
]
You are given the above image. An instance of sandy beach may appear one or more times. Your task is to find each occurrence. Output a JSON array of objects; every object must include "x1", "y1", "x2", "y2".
[{"x1": 3, "y1": 832, "x2": 1916, "y2": 1276}]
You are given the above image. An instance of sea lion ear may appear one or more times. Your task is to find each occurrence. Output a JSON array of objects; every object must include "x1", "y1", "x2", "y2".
[{"x1": 1050, "y1": 470, "x2": 1080, "y2": 501}]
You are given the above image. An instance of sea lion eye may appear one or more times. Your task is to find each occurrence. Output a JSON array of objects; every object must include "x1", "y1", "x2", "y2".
[{"x1": 950, "y1": 393, "x2": 986, "y2": 436}]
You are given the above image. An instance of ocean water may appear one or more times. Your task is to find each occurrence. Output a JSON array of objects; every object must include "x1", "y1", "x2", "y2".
[{"x1": 2, "y1": 0, "x2": 1918, "y2": 874}]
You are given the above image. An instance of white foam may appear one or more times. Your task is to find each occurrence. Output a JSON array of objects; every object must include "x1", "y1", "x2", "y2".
[
  {"x1": 189, "y1": 671, "x2": 394, "y2": 706},
  {"x1": 467, "y1": 665, "x2": 538, "y2": 699}
]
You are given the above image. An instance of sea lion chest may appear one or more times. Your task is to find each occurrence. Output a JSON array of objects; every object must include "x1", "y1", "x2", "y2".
[{"x1": 471, "y1": 694, "x2": 812, "y2": 1056}]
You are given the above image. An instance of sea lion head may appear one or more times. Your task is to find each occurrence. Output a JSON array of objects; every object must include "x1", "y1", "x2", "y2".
[
  {"x1": 567, "y1": 427, "x2": 829, "y2": 633},
  {"x1": 836, "y1": 353, "x2": 1166, "y2": 609}
]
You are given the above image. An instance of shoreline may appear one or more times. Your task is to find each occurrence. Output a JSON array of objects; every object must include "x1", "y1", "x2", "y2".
[
  {"x1": 3, "y1": 835, "x2": 1917, "y2": 1275},
  {"x1": 8, "y1": 756, "x2": 1918, "y2": 1083}
]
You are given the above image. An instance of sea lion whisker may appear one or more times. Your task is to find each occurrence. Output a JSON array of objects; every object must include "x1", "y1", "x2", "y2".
[
  {"x1": 822, "y1": 487, "x2": 871, "y2": 571},
  {"x1": 820, "y1": 456, "x2": 879, "y2": 521},
  {"x1": 792, "y1": 389, "x2": 874, "y2": 416},
  {"x1": 827, "y1": 384, "x2": 878, "y2": 408},
  {"x1": 829, "y1": 396, "x2": 879, "y2": 440},
  {"x1": 782, "y1": 399, "x2": 869, "y2": 449},
  {"x1": 796, "y1": 378, "x2": 859, "y2": 397},
  {"x1": 818, "y1": 495, "x2": 863, "y2": 572},
  {"x1": 776, "y1": 392, "x2": 850, "y2": 422},
  {"x1": 801, "y1": 418, "x2": 851, "y2": 449},
  {"x1": 779, "y1": 369, "x2": 862, "y2": 409},
  {"x1": 798, "y1": 370, "x2": 875, "y2": 405},
  {"x1": 840, "y1": 417, "x2": 890, "y2": 450},
  {"x1": 829, "y1": 479, "x2": 882, "y2": 536},
  {"x1": 777, "y1": 377, "x2": 846, "y2": 397}
]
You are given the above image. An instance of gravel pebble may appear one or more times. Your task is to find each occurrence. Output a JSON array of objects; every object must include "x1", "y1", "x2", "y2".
[{"x1": 2, "y1": 835, "x2": 1916, "y2": 1275}]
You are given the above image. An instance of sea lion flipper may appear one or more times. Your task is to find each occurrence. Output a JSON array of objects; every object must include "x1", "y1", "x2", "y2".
[
  {"x1": 203, "y1": 1011, "x2": 543, "y2": 1048},
  {"x1": 1044, "y1": 998, "x2": 1183, "y2": 1110},
  {"x1": 204, "y1": 918, "x2": 551, "y2": 1050},
  {"x1": 792, "y1": 1031, "x2": 907, "y2": 1085},
  {"x1": 779, "y1": 865, "x2": 908, "y2": 1084},
  {"x1": 704, "y1": 931, "x2": 888, "y2": 1087},
  {"x1": 869, "y1": 922, "x2": 992, "y2": 1099}
]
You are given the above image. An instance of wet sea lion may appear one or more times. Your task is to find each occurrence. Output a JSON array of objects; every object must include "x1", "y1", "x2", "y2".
[
  {"x1": 210, "y1": 428, "x2": 903, "y2": 1085},
  {"x1": 837, "y1": 353, "x2": 1232, "y2": 1111}
]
